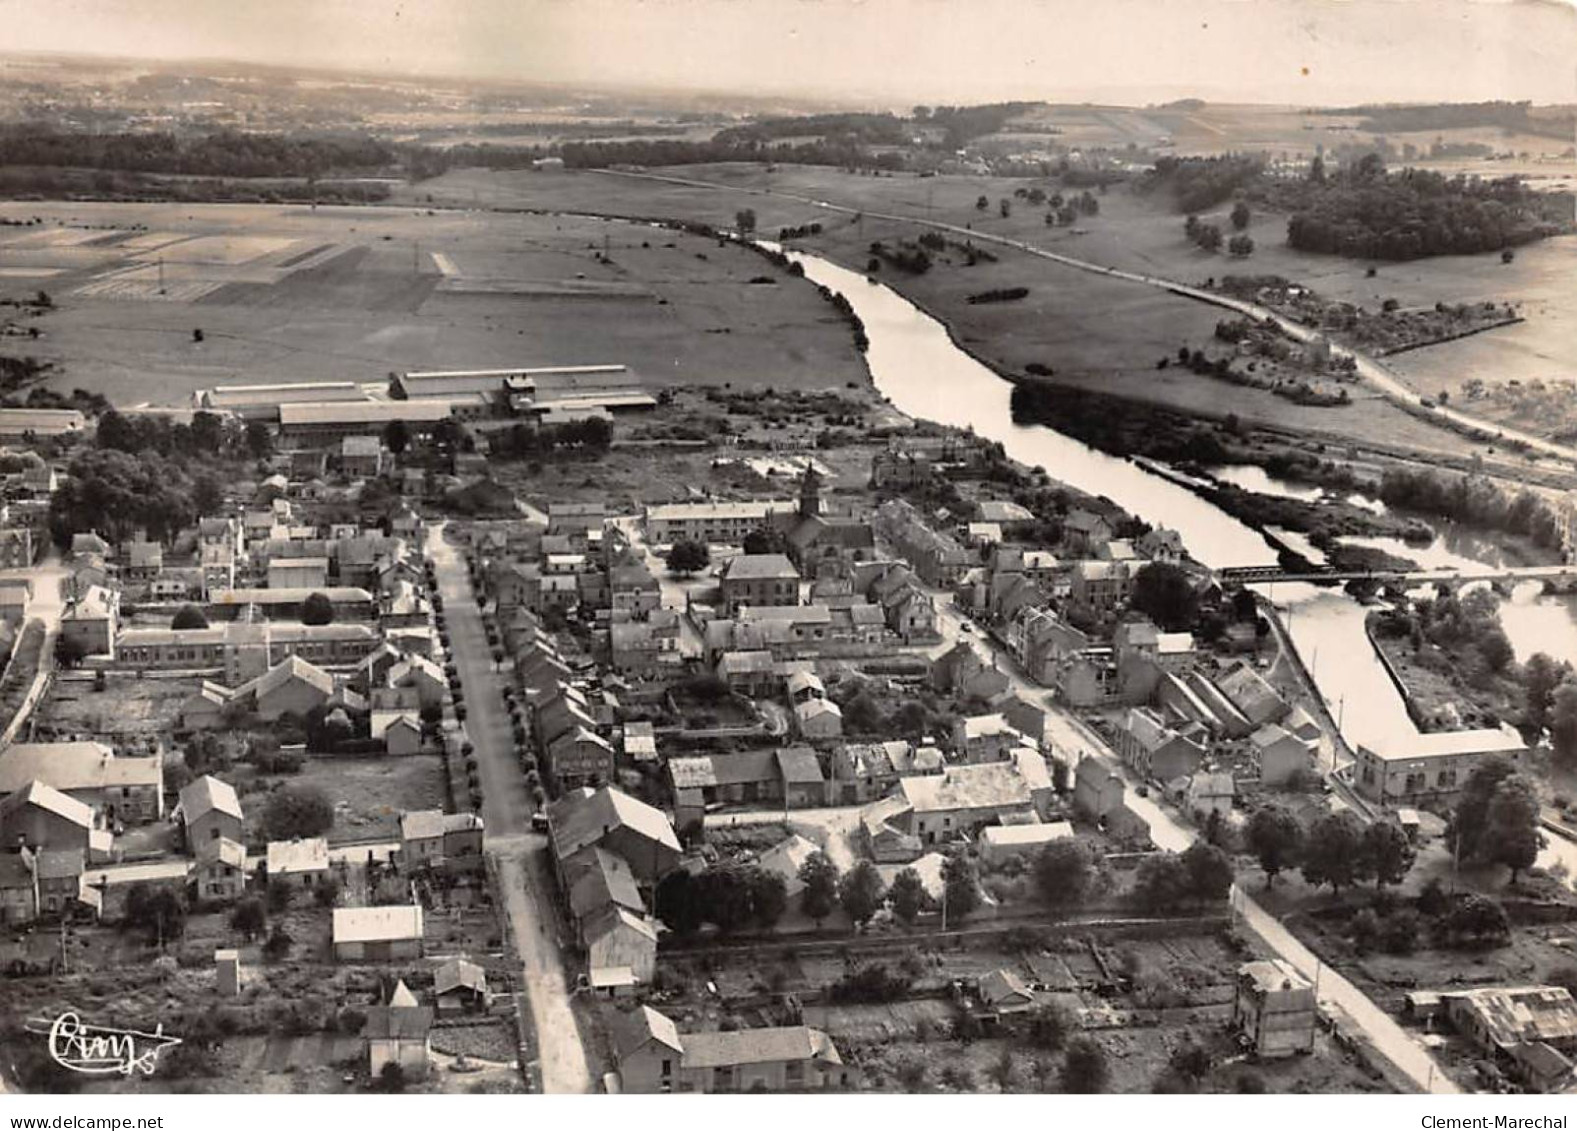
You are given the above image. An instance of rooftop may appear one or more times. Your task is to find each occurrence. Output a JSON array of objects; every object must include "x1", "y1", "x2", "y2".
[
  {"x1": 332, "y1": 904, "x2": 425, "y2": 944},
  {"x1": 723, "y1": 553, "x2": 799, "y2": 582},
  {"x1": 0, "y1": 742, "x2": 161, "y2": 796},
  {"x1": 266, "y1": 837, "x2": 329, "y2": 875},
  {"x1": 898, "y1": 760, "x2": 1039, "y2": 814}
]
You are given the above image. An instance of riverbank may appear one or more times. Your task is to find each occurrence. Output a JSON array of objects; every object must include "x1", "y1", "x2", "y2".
[{"x1": 1366, "y1": 599, "x2": 1531, "y2": 733}]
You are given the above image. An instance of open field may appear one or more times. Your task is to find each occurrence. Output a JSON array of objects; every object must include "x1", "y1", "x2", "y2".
[
  {"x1": 33, "y1": 672, "x2": 195, "y2": 741},
  {"x1": 248, "y1": 756, "x2": 446, "y2": 844},
  {"x1": 0, "y1": 198, "x2": 867, "y2": 405},
  {"x1": 401, "y1": 166, "x2": 1567, "y2": 467}
]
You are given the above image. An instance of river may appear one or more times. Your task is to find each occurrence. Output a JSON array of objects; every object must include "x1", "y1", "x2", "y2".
[{"x1": 780, "y1": 247, "x2": 1577, "y2": 880}]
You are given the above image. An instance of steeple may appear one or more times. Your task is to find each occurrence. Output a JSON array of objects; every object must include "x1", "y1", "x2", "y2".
[{"x1": 798, "y1": 464, "x2": 823, "y2": 519}]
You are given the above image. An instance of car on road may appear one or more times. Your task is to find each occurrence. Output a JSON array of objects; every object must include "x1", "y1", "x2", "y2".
[
  {"x1": 959, "y1": 621, "x2": 973, "y2": 633},
  {"x1": 531, "y1": 811, "x2": 550, "y2": 833}
]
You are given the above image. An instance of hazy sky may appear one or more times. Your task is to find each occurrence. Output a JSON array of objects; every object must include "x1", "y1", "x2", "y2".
[{"x1": 3, "y1": 0, "x2": 1573, "y2": 107}]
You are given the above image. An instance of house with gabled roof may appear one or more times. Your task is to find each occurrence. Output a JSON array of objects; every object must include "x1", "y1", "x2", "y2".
[
  {"x1": 233, "y1": 654, "x2": 334, "y2": 721},
  {"x1": 179, "y1": 775, "x2": 244, "y2": 850},
  {"x1": 434, "y1": 957, "x2": 489, "y2": 1014},
  {"x1": 194, "y1": 837, "x2": 248, "y2": 903},
  {"x1": 0, "y1": 782, "x2": 104, "y2": 857},
  {"x1": 332, "y1": 905, "x2": 425, "y2": 961},
  {"x1": 615, "y1": 1005, "x2": 849, "y2": 1094},
  {"x1": 266, "y1": 837, "x2": 330, "y2": 888},
  {"x1": 547, "y1": 786, "x2": 681, "y2": 885},
  {"x1": 362, "y1": 979, "x2": 432, "y2": 1078},
  {"x1": 0, "y1": 743, "x2": 163, "y2": 826}
]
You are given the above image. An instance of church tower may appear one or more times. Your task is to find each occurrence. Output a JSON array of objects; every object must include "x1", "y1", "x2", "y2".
[{"x1": 798, "y1": 464, "x2": 823, "y2": 519}]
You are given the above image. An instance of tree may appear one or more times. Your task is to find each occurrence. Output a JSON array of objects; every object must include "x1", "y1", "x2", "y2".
[
  {"x1": 749, "y1": 868, "x2": 788, "y2": 929},
  {"x1": 1033, "y1": 838, "x2": 1098, "y2": 908},
  {"x1": 734, "y1": 208, "x2": 757, "y2": 238},
  {"x1": 192, "y1": 474, "x2": 224, "y2": 516},
  {"x1": 383, "y1": 419, "x2": 410, "y2": 456},
  {"x1": 889, "y1": 867, "x2": 927, "y2": 925},
  {"x1": 1181, "y1": 841, "x2": 1234, "y2": 903},
  {"x1": 266, "y1": 877, "x2": 293, "y2": 914},
  {"x1": 1228, "y1": 234, "x2": 1255, "y2": 257},
  {"x1": 655, "y1": 869, "x2": 704, "y2": 936},
  {"x1": 838, "y1": 860, "x2": 886, "y2": 927},
  {"x1": 230, "y1": 897, "x2": 266, "y2": 941},
  {"x1": 1443, "y1": 894, "x2": 1510, "y2": 948},
  {"x1": 314, "y1": 875, "x2": 342, "y2": 908},
  {"x1": 263, "y1": 925, "x2": 292, "y2": 962},
  {"x1": 1552, "y1": 676, "x2": 1577, "y2": 766},
  {"x1": 1061, "y1": 1037, "x2": 1110, "y2": 1093},
  {"x1": 697, "y1": 866, "x2": 756, "y2": 935},
  {"x1": 798, "y1": 851, "x2": 840, "y2": 926},
  {"x1": 125, "y1": 883, "x2": 186, "y2": 944},
  {"x1": 1231, "y1": 588, "x2": 1258, "y2": 622},
  {"x1": 263, "y1": 783, "x2": 335, "y2": 841},
  {"x1": 1246, "y1": 802, "x2": 1303, "y2": 885},
  {"x1": 1195, "y1": 223, "x2": 1224, "y2": 252},
  {"x1": 1484, "y1": 774, "x2": 1544, "y2": 883},
  {"x1": 976, "y1": 195, "x2": 989, "y2": 211},
  {"x1": 666, "y1": 539, "x2": 710, "y2": 577},
  {"x1": 1131, "y1": 852, "x2": 1190, "y2": 912},
  {"x1": 1025, "y1": 1003, "x2": 1070, "y2": 1051},
  {"x1": 1477, "y1": 627, "x2": 1514, "y2": 674},
  {"x1": 1523, "y1": 653, "x2": 1568, "y2": 734},
  {"x1": 1360, "y1": 820, "x2": 1417, "y2": 889},
  {"x1": 244, "y1": 420, "x2": 273, "y2": 459},
  {"x1": 941, "y1": 852, "x2": 979, "y2": 923},
  {"x1": 55, "y1": 634, "x2": 87, "y2": 669},
  {"x1": 1301, "y1": 810, "x2": 1368, "y2": 892},
  {"x1": 999, "y1": 198, "x2": 1011, "y2": 219},
  {"x1": 301, "y1": 591, "x2": 335, "y2": 625},
  {"x1": 1230, "y1": 200, "x2": 1251, "y2": 230},
  {"x1": 1452, "y1": 756, "x2": 1521, "y2": 860},
  {"x1": 1129, "y1": 561, "x2": 1200, "y2": 631},
  {"x1": 172, "y1": 604, "x2": 209, "y2": 630},
  {"x1": 378, "y1": 1062, "x2": 406, "y2": 1093},
  {"x1": 742, "y1": 526, "x2": 788, "y2": 555}
]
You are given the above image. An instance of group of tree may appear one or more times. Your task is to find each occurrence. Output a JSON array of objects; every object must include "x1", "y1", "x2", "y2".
[
  {"x1": 1184, "y1": 214, "x2": 1225, "y2": 252},
  {"x1": 1280, "y1": 160, "x2": 1569, "y2": 260},
  {"x1": 1451, "y1": 757, "x2": 1545, "y2": 883},
  {"x1": 489, "y1": 415, "x2": 613, "y2": 460},
  {"x1": 49, "y1": 448, "x2": 204, "y2": 546},
  {"x1": 1246, "y1": 804, "x2": 1418, "y2": 892},
  {"x1": 868, "y1": 240, "x2": 932, "y2": 275},
  {"x1": 1129, "y1": 842, "x2": 1234, "y2": 912},
  {"x1": 665, "y1": 539, "x2": 710, "y2": 576},
  {"x1": 655, "y1": 865, "x2": 789, "y2": 936},
  {"x1": 1128, "y1": 561, "x2": 1201, "y2": 631},
  {"x1": 1370, "y1": 587, "x2": 1515, "y2": 682},
  {"x1": 1142, "y1": 154, "x2": 1267, "y2": 213},
  {"x1": 262, "y1": 783, "x2": 335, "y2": 842},
  {"x1": 0, "y1": 124, "x2": 397, "y2": 179},
  {"x1": 1385, "y1": 467, "x2": 1560, "y2": 549}
]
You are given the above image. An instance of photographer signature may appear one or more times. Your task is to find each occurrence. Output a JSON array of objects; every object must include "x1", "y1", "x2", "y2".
[{"x1": 24, "y1": 1012, "x2": 181, "y2": 1077}]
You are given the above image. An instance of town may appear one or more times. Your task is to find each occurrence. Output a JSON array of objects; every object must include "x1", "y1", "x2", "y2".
[
  {"x1": 0, "y1": 342, "x2": 1573, "y2": 1097},
  {"x1": 0, "y1": 5, "x2": 1574, "y2": 1104}
]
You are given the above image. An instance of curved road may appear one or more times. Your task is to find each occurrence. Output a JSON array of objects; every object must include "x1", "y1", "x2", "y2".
[
  {"x1": 596, "y1": 166, "x2": 1577, "y2": 471},
  {"x1": 919, "y1": 586, "x2": 1457, "y2": 1092}
]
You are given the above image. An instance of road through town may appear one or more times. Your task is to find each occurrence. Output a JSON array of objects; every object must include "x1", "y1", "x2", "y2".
[
  {"x1": 427, "y1": 524, "x2": 595, "y2": 1094},
  {"x1": 925, "y1": 589, "x2": 1459, "y2": 1093}
]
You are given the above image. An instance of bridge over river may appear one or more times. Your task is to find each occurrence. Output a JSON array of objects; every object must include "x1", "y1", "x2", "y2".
[{"x1": 1218, "y1": 562, "x2": 1577, "y2": 589}]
